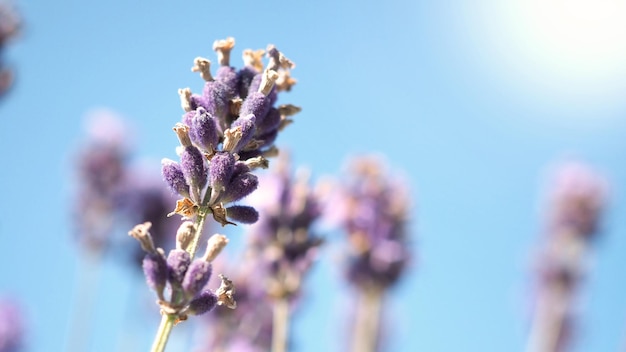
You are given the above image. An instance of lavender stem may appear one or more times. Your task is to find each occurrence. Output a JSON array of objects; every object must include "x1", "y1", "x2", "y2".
[
  {"x1": 272, "y1": 298, "x2": 290, "y2": 352},
  {"x1": 352, "y1": 286, "x2": 383, "y2": 352}
]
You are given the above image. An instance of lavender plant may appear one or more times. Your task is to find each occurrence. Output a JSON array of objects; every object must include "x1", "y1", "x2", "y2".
[
  {"x1": 0, "y1": 0, "x2": 20, "y2": 98},
  {"x1": 327, "y1": 155, "x2": 412, "y2": 352},
  {"x1": 129, "y1": 37, "x2": 300, "y2": 352},
  {"x1": 244, "y1": 156, "x2": 323, "y2": 352},
  {"x1": 0, "y1": 297, "x2": 24, "y2": 352},
  {"x1": 526, "y1": 162, "x2": 607, "y2": 352}
]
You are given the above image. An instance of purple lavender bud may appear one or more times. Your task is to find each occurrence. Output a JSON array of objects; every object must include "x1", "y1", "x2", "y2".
[
  {"x1": 222, "y1": 172, "x2": 259, "y2": 203},
  {"x1": 182, "y1": 259, "x2": 213, "y2": 299},
  {"x1": 240, "y1": 92, "x2": 270, "y2": 125},
  {"x1": 247, "y1": 73, "x2": 263, "y2": 96},
  {"x1": 182, "y1": 110, "x2": 196, "y2": 126},
  {"x1": 143, "y1": 250, "x2": 167, "y2": 297},
  {"x1": 189, "y1": 108, "x2": 219, "y2": 152},
  {"x1": 209, "y1": 152, "x2": 236, "y2": 191},
  {"x1": 181, "y1": 145, "x2": 208, "y2": 190},
  {"x1": 257, "y1": 108, "x2": 281, "y2": 135},
  {"x1": 231, "y1": 114, "x2": 257, "y2": 153},
  {"x1": 215, "y1": 66, "x2": 238, "y2": 98},
  {"x1": 167, "y1": 249, "x2": 191, "y2": 287},
  {"x1": 237, "y1": 66, "x2": 259, "y2": 99},
  {"x1": 202, "y1": 81, "x2": 230, "y2": 122},
  {"x1": 161, "y1": 159, "x2": 190, "y2": 198},
  {"x1": 187, "y1": 290, "x2": 218, "y2": 315},
  {"x1": 226, "y1": 205, "x2": 259, "y2": 224}
]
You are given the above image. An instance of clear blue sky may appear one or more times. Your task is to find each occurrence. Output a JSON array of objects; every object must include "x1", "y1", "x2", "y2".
[{"x1": 2, "y1": 1, "x2": 626, "y2": 351}]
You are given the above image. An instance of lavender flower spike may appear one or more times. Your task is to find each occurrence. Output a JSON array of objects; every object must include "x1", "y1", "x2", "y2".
[{"x1": 526, "y1": 162, "x2": 607, "y2": 352}]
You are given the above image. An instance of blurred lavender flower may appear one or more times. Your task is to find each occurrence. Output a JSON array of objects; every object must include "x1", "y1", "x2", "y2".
[
  {"x1": 0, "y1": 297, "x2": 24, "y2": 352},
  {"x1": 246, "y1": 155, "x2": 323, "y2": 301},
  {"x1": 164, "y1": 37, "x2": 300, "y2": 227},
  {"x1": 330, "y1": 155, "x2": 412, "y2": 290},
  {"x1": 73, "y1": 110, "x2": 178, "y2": 258},
  {"x1": 526, "y1": 162, "x2": 608, "y2": 352},
  {"x1": 0, "y1": 1, "x2": 20, "y2": 98},
  {"x1": 324, "y1": 155, "x2": 413, "y2": 352},
  {"x1": 198, "y1": 258, "x2": 273, "y2": 352}
]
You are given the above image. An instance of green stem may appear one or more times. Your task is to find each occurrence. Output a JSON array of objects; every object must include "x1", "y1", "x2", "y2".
[
  {"x1": 150, "y1": 314, "x2": 176, "y2": 352},
  {"x1": 271, "y1": 298, "x2": 290, "y2": 352},
  {"x1": 186, "y1": 207, "x2": 209, "y2": 258},
  {"x1": 150, "y1": 209, "x2": 209, "y2": 352}
]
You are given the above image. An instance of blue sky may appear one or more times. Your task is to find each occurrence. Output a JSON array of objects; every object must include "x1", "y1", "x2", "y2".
[{"x1": 2, "y1": 1, "x2": 626, "y2": 351}]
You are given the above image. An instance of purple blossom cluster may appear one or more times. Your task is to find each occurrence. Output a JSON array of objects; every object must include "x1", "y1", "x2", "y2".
[
  {"x1": 162, "y1": 37, "x2": 300, "y2": 227},
  {"x1": 0, "y1": 297, "x2": 24, "y2": 352},
  {"x1": 74, "y1": 111, "x2": 178, "y2": 259},
  {"x1": 528, "y1": 162, "x2": 607, "y2": 352},
  {"x1": 129, "y1": 222, "x2": 235, "y2": 319},
  {"x1": 330, "y1": 156, "x2": 412, "y2": 290},
  {"x1": 0, "y1": 1, "x2": 20, "y2": 98}
]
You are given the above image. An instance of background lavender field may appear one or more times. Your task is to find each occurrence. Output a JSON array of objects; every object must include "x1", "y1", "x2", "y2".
[{"x1": 2, "y1": 1, "x2": 626, "y2": 351}]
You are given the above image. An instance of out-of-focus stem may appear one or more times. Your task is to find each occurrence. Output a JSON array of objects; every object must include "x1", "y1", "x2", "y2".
[
  {"x1": 272, "y1": 298, "x2": 290, "y2": 352},
  {"x1": 352, "y1": 286, "x2": 383, "y2": 352},
  {"x1": 526, "y1": 282, "x2": 570, "y2": 352},
  {"x1": 67, "y1": 250, "x2": 103, "y2": 352}
]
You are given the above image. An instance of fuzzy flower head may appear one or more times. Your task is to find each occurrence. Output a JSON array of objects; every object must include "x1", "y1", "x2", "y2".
[
  {"x1": 329, "y1": 155, "x2": 412, "y2": 290},
  {"x1": 74, "y1": 110, "x2": 179, "y2": 259},
  {"x1": 163, "y1": 38, "x2": 300, "y2": 227},
  {"x1": 245, "y1": 154, "x2": 323, "y2": 300}
]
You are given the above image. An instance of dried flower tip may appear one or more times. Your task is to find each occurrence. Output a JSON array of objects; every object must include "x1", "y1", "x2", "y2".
[
  {"x1": 128, "y1": 222, "x2": 156, "y2": 253},
  {"x1": 266, "y1": 44, "x2": 296, "y2": 70},
  {"x1": 278, "y1": 118, "x2": 294, "y2": 131},
  {"x1": 222, "y1": 126, "x2": 243, "y2": 153},
  {"x1": 191, "y1": 57, "x2": 213, "y2": 81},
  {"x1": 278, "y1": 104, "x2": 302, "y2": 117},
  {"x1": 262, "y1": 145, "x2": 280, "y2": 158},
  {"x1": 168, "y1": 197, "x2": 198, "y2": 219},
  {"x1": 178, "y1": 88, "x2": 193, "y2": 112},
  {"x1": 213, "y1": 37, "x2": 235, "y2": 66},
  {"x1": 244, "y1": 156, "x2": 269, "y2": 170},
  {"x1": 229, "y1": 97, "x2": 243, "y2": 116},
  {"x1": 202, "y1": 234, "x2": 229, "y2": 262},
  {"x1": 216, "y1": 274, "x2": 237, "y2": 309},
  {"x1": 211, "y1": 203, "x2": 236, "y2": 227},
  {"x1": 242, "y1": 48, "x2": 265, "y2": 72},
  {"x1": 173, "y1": 123, "x2": 192, "y2": 147},
  {"x1": 176, "y1": 221, "x2": 197, "y2": 250},
  {"x1": 259, "y1": 69, "x2": 279, "y2": 96},
  {"x1": 275, "y1": 70, "x2": 297, "y2": 92}
]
